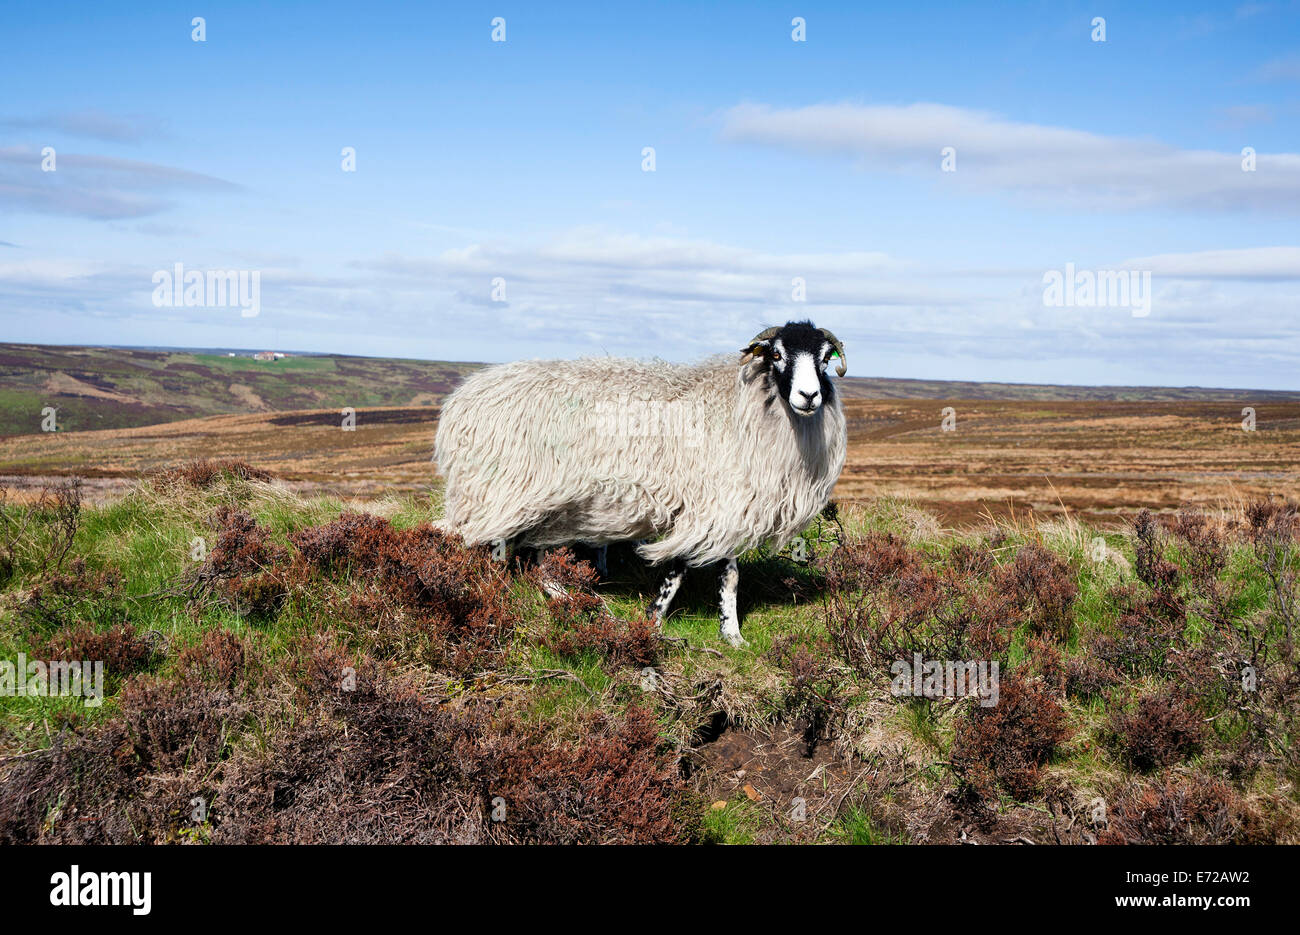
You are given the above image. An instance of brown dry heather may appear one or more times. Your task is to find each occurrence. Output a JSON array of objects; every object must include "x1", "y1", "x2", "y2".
[
  {"x1": 153, "y1": 458, "x2": 274, "y2": 489},
  {"x1": 241, "y1": 637, "x2": 691, "y2": 847},
  {"x1": 1099, "y1": 771, "x2": 1294, "y2": 845},
  {"x1": 0, "y1": 547, "x2": 690, "y2": 844},
  {"x1": 1133, "y1": 510, "x2": 1185, "y2": 620},
  {"x1": 287, "y1": 511, "x2": 518, "y2": 674},
  {"x1": 767, "y1": 637, "x2": 848, "y2": 756},
  {"x1": 1172, "y1": 509, "x2": 1229, "y2": 586},
  {"x1": 539, "y1": 549, "x2": 660, "y2": 670},
  {"x1": 1088, "y1": 590, "x2": 1180, "y2": 679},
  {"x1": 994, "y1": 543, "x2": 1078, "y2": 641},
  {"x1": 174, "y1": 628, "x2": 252, "y2": 692},
  {"x1": 36, "y1": 621, "x2": 157, "y2": 687},
  {"x1": 118, "y1": 676, "x2": 246, "y2": 775},
  {"x1": 1247, "y1": 500, "x2": 1299, "y2": 667},
  {"x1": 188, "y1": 505, "x2": 287, "y2": 605},
  {"x1": 481, "y1": 704, "x2": 694, "y2": 844},
  {"x1": 215, "y1": 637, "x2": 692, "y2": 844},
  {"x1": 1, "y1": 726, "x2": 164, "y2": 844},
  {"x1": 1024, "y1": 635, "x2": 1066, "y2": 696},
  {"x1": 0, "y1": 652, "x2": 691, "y2": 844},
  {"x1": 947, "y1": 542, "x2": 995, "y2": 579},
  {"x1": 1106, "y1": 689, "x2": 1206, "y2": 772},
  {"x1": 951, "y1": 674, "x2": 1071, "y2": 802},
  {"x1": 1064, "y1": 653, "x2": 1122, "y2": 701},
  {"x1": 0, "y1": 676, "x2": 247, "y2": 844},
  {"x1": 2, "y1": 457, "x2": 1299, "y2": 845},
  {"x1": 819, "y1": 531, "x2": 1018, "y2": 676}
]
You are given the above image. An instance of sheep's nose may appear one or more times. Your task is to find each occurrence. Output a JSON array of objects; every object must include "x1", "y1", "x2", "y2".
[{"x1": 797, "y1": 389, "x2": 819, "y2": 403}]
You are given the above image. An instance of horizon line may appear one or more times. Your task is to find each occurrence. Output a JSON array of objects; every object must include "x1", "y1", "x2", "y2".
[{"x1": 4, "y1": 339, "x2": 1298, "y2": 396}]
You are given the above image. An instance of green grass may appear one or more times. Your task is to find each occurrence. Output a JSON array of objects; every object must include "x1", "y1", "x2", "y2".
[
  {"x1": 829, "y1": 806, "x2": 909, "y2": 845},
  {"x1": 701, "y1": 798, "x2": 766, "y2": 845}
]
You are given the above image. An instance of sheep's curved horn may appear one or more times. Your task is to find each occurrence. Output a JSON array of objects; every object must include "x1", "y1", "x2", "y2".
[
  {"x1": 740, "y1": 326, "x2": 781, "y2": 361},
  {"x1": 819, "y1": 328, "x2": 847, "y2": 377}
]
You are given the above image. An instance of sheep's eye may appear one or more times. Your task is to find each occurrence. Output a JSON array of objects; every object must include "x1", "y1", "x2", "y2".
[{"x1": 770, "y1": 350, "x2": 782, "y2": 362}]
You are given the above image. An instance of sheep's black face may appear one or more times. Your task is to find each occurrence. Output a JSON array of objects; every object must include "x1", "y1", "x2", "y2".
[{"x1": 746, "y1": 320, "x2": 842, "y2": 418}]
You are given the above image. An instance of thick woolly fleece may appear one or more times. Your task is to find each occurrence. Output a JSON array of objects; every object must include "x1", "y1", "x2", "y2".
[{"x1": 435, "y1": 353, "x2": 847, "y2": 567}]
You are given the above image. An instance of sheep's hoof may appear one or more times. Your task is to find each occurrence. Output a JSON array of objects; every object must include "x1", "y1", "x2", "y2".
[{"x1": 720, "y1": 629, "x2": 750, "y2": 649}]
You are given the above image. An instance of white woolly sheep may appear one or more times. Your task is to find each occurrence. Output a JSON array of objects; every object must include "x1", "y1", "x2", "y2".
[{"x1": 434, "y1": 320, "x2": 848, "y2": 646}]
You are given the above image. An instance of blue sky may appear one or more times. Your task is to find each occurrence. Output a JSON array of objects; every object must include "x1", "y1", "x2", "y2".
[{"x1": 2, "y1": 1, "x2": 1298, "y2": 387}]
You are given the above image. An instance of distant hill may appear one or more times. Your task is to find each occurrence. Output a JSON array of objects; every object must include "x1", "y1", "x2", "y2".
[
  {"x1": 1, "y1": 342, "x2": 1297, "y2": 436},
  {"x1": 0, "y1": 344, "x2": 478, "y2": 436}
]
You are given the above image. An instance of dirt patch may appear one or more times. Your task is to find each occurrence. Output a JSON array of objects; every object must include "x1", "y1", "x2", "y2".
[
  {"x1": 228, "y1": 383, "x2": 271, "y2": 412},
  {"x1": 268, "y1": 407, "x2": 438, "y2": 427},
  {"x1": 690, "y1": 724, "x2": 867, "y2": 840},
  {"x1": 42, "y1": 371, "x2": 139, "y2": 404}
]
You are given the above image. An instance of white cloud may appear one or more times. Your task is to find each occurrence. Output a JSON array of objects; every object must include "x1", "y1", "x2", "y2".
[
  {"x1": 336, "y1": 228, "x2": 1300, "y2": 386},
  {"x1": 718, "y1": 102, "x2": 1300, "y2": 213},
  {"x1": 1120, "y1": 246, "x2": 1300, "y2": 279},
  {"x1": 0, "y1": 145, "x2": 238, "y2": 220},
  {"x1": 359, "y1": 228, "x2": 972, "y2": 351},
  {"x1": 5, "y1": 230, "x2": 1298, "y2": 388}
]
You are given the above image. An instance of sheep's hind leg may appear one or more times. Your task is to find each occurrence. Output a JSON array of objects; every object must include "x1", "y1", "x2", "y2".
[
  {"x1": 649, "y1": 559, "x2": 686, "y2": 628},
  {"x1": 718, "y1": 556, "x2": 748, "y2": 648}
]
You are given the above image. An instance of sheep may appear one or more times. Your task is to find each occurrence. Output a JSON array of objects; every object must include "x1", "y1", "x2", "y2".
[{"x1": 434, "y1": 320, "x2": 848, "y2": 646}]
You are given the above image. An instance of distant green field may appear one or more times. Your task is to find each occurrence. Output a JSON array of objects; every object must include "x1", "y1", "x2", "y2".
[{"x1": 187, "y1": 353, "x2": 340, "y2": 374}]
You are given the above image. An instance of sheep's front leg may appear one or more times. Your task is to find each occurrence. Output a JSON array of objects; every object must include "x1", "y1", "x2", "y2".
[
  {"x1": 718, "y1": 556, "x2": 748, "y2": 647},
  {"x1": 649, "y1": 559, "x2": 686, "y2": 628}
]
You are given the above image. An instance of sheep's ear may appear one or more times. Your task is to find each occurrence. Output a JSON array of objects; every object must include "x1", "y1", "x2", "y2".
[
  {"x1": 742, "y1": 326, "x2": 781, "y2": 360},
  {"x1": 818, "y1": 328, "x2": 847, "y2": 377}
]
